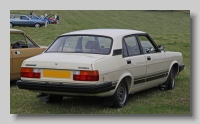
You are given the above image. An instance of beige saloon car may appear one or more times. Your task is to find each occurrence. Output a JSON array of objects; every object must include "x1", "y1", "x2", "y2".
[
  {"x1": 17, "y1": 29, "x2": 184, "y2": 108},
  {"x1": 10, "y1": 29, "x2": 47, "y2": 81}
]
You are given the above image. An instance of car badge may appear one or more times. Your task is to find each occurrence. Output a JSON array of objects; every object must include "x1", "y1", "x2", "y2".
[{"x1": 26, "y1": 64, "x2": 36, "y2": 66}]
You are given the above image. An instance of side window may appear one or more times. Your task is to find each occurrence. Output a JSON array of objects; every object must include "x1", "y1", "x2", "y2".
[
  {"x1": 25, "y1": 36, "x2": 37, "y2": 48},
  {"x1": 13, "y1": 15, "x2": 20, "y2": 20},
  {"x1": 123, "y1": 36, "x2": 141, "y2": 56},
  {"x1": 138, "y1": 35, "x2": 156, "y2": 54},
  {"x1": 21, "y1": 16, "x2": 28, "y2": 20},
  {"x1": 10, "y1": 33, "x2": 28, "y2": 49}
]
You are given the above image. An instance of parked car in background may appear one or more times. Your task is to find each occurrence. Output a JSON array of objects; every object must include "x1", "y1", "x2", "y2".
[
  {"x1": 10, "y1": 28, "x2": 47, "y2": 81},
  {"x1": 10, "y1": 14, "x2": 45, "y2": 28},
  {"x1": 30, "y1": 14, "x2": 57, "y2": 24},
  {"x1": 10, "y1": 14, "x2": 14, "y2": 18},
  {"x1": 16, "y1": 29, "x2": 184, "y2": 108},
  {"x1": 29, "y1": 15, "x2": 56, "y2": 24},
  {"x1": 44, "y1": 14, "x2": 57, "y2": 24},
  {"x1": 28, "y1": 15, "x2": 48, "y2": 23}
]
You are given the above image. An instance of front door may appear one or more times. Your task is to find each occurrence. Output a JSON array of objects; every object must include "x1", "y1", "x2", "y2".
[{"x1": 137, "y1": 35, "x2": 168, "y2": 88}]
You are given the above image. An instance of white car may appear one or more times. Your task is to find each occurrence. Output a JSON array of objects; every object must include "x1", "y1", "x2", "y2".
[{"x1": 17, "y1": 29, "x2": 185, "y2": 108}]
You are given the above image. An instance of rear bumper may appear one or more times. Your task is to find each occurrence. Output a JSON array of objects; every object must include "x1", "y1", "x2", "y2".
[
  {"x1": 179, "y1": 64, "x2": 185, "y2": 72},
  {"x1": 16, "y1": 80, "x2": 116, "y2": 94}
]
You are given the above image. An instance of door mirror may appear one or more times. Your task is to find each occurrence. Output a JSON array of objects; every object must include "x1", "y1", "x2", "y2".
[{"x1": 158, "y1": 45, "x2": 164, "y2": 51}]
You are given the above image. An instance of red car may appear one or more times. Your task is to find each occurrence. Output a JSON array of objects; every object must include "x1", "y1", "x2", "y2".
[
  {"x1": 43, "y1": 14, "x2": 57, "y2": 24},
  {"x1": 48, "y1": 17, "x2": 57, "y2": 24}
]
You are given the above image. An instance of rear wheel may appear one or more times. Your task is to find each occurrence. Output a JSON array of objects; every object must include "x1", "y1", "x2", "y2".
[
  {"x1": 34, "y1": 23, "x2": 40, "y2": 28},
  {"x1": 159, "y1": 67, "x2": 175, "y2": 90},
  {"x1": 112, "y1": 81, "x2": 128, "y2": 108}
]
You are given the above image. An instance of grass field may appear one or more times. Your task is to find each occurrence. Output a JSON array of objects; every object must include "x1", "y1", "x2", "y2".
[{"x1": 10, "y1": 10, "x2": 190, "y2": 114}]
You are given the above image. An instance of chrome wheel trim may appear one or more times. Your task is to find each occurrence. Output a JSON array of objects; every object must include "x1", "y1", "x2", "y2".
[
  {"x1": 171, "y1": 69, "x2": 175, "y2": 88},
  {"x1": 35, "y1": 24, "x2": 40, "y2": 28}
]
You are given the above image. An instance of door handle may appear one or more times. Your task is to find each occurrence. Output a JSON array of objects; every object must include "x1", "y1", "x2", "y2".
[
  {"x1": 147, "y1": 56, "x2": 151, "y2": 60},
  {"x1": 15, "y1": 51, "x2": 20, "y2": 54},
  {"x1": 127, "y1": 59, "x2": 131, "y2": 64}
]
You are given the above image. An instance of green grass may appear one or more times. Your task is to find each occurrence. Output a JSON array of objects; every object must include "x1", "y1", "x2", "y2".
[{"x1": 10, "y1": 10, "x2": 190, "y2": 114}]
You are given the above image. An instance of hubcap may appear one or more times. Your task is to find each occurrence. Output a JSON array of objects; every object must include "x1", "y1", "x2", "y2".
[
  {"x1": 117, "y1": 84, "x2": 127, "y2": 104},
  {"x1": 171, "y1": 70, "x2": 175, "y2": 88},
  {"x1": 35, "y1": 24, "x2": 40, "y2": 28}
]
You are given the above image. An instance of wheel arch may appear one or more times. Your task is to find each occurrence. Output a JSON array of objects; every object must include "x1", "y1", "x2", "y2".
[
  {"x1": 115, "y1": 71, "x2": 133, "y2": 94},
  {"x1": 168, "y1": 61, "x2": 179, "y2": 77}
]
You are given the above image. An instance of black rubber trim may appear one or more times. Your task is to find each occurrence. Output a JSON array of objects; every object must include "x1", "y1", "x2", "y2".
[
  {"x1": 16, "y1": 80, "x2": 116, "y2": 93},
  {"x1": 112, "y1": 49, "x2": 122, "y2": 56},
  {"x1": 133, "y1": 70, "x2": 168, "y2": 84},
  {"x1": 146, "y1": 73, "x2": 166, "y2": 82},
  {"x1": 134, "y1": 78, "x2": 145, "y2": 84},
  {"x1": 179, "y1": 64, "x2": 185, "y2": 72}
]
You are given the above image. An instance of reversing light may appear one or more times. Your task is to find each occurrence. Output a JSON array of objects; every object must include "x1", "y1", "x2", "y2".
[
  {"x1": 20, "y1": 67, "x2": 41, "y2": 78},
  {"x1": 73, "y1": 70, "x2": 99, "y2": 81}
]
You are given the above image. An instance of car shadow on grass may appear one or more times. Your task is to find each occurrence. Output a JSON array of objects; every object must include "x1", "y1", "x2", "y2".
[
  {"x1": 10, "y1": 80, "x2": 18, "y2": 87},
  {"x1": 37, "y1": 86, "x2": 161, "y2": 110},
  {"x1": 49, "y1": 96, "x2": 105, "y2": 108}
]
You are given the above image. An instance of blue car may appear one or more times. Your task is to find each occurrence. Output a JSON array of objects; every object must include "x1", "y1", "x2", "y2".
[
  {"x1": 29, "y1": 15, "x2": 55, "y2": 24},
  {"x1": 10, "y1": 14, "x2": 45, "y2": 28}
]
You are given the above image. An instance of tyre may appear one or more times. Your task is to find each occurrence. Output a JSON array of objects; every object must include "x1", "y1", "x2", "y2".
[
  {"x1": 159, "y1": 67, "x2": 175, "y2": 90},
  {"x1": 34, "y1": 23, "x2": 40, "y2": 28},
  {"x1": 46, "y1": 94, "x2": 63, "y2": 103},
  {"x1": 112, "y1": 81, "x2": 128, "y2": 108},
  {"x1": 10, "y1": 23, "x2": 13, "y2": 28}
]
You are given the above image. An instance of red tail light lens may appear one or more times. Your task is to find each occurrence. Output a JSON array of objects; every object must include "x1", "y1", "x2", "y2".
[
  {"x1": 20, "y1": 68, "x2": 41, "y2": 78},
  {"x1": 73, "y1": 70, "x2": 99, "y2": 81}
]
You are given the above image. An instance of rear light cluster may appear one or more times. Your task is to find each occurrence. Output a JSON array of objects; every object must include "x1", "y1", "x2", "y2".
[
  {"x1": 73, "y1": 70, "x2": 99, "y2": 81},
  {"x1": 20, "y1": 67, "x2": 99, "y2": 81},
  {"x1": 20, "y1": 67, "x2": 41, "y2": 78}
]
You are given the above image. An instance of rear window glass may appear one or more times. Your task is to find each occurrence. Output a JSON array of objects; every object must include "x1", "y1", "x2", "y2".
[{"x1": 46, "y1": 35, "x2": 113, "y2": 55}]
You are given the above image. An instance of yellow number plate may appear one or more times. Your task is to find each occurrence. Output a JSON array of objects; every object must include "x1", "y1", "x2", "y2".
[{"x1": 43, "y1": 70, "x2": 71, "y2": 78}]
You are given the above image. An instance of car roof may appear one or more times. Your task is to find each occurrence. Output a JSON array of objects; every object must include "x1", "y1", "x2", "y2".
[
  {"x1": 10, "y1": 14, "x2": 27, "y2": 16},
  {"x1": 61, "y1": 29, "x2": 146, "y2": 38},
  {"x1": 10, "y1": 28, "x2": 24, "y2": 33}
]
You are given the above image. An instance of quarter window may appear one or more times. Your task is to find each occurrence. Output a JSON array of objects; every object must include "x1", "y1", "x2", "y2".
[{"x1": 25, "y1": 36, "x2": 36, "y2": 48}]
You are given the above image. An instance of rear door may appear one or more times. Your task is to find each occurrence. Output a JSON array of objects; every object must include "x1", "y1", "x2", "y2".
[
  {"x1": 122, "y1": 35, "x2": 147, "y2": 92},
  {"x1": 137, "y1": 34, "x2": 168, "y2": 88},
  {"x1": 10, "y1": 32, "x2": 44, "y2": 80}
]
